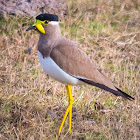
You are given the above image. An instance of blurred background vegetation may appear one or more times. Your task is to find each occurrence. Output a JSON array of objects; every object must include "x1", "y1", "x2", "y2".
[{"x1": 0, "y1": 0, "x2": 139, "y2": 139}]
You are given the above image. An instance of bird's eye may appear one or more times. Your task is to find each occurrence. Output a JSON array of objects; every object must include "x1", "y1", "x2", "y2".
[{"x1": 44, "y1": 20, "x2": 49, "y2": 25}]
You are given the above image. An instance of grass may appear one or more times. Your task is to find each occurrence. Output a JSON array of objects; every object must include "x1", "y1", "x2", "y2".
[{"x1": 0, "y1": 0, "x2": 140, "y2": 139}]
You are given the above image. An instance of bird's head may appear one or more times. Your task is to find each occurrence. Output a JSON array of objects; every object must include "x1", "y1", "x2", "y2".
[{"x1": 26, "y1": 13, "x2": 59, "y2": 34}]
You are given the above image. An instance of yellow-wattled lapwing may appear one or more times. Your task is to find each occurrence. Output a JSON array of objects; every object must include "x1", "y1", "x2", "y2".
[{"x1": 26, "y1": 13, "x2": 134, "y2": 135}]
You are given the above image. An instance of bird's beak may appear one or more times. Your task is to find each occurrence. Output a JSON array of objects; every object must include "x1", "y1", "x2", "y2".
[
  {"x1": 26, "y1": 26, "x2": 36, "y2": 31},
  {"x1": 26, "y1": 20, "x2": 45, "y2": 34}
]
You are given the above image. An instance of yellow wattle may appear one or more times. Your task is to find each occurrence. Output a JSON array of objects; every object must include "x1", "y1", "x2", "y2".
[
  {"x1": 36, "y1": 24, "x2": 45, "y2": 34},
  {"x1": 33, "y1": 20, "x2": 45, "y2": 34}
]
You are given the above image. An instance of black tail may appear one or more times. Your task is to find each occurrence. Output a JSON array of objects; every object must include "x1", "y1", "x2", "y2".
[
  {"x1": 115, "y1": 87, "x2": 134, "y2": 101},
  {"x1": 79, "y1": 78, "x2": 134, "y2": 101}
]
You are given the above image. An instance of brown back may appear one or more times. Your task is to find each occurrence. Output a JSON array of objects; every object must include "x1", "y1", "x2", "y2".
[{"x1": 50, "y1": 36, "x2": 116, "y2": 90}]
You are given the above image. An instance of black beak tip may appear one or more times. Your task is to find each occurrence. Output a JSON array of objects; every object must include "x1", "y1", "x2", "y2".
[{"x1": 26, "y1": 26, "x2": 36, "y2": 31}]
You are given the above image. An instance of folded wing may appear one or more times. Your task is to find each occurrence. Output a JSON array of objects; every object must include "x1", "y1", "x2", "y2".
[{"x1": 50, "y1": 37, "x2": 134, "y2": 100}]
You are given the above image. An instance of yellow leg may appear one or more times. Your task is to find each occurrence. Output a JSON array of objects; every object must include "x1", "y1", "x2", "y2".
[
  {"x1": 58, "y1": 85, "x2": 73, "y2": 135},
  {"x1": 66, "y1": 85, "x2": 73, "y2": 134}
]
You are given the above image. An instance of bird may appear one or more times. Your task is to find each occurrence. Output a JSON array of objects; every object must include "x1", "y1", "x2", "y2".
[{"x1": 26, "y1": 13, "x2": 134, "y2": 135}]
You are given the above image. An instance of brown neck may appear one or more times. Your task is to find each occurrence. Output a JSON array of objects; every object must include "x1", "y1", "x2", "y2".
[{"x1": 38, "y1": 23, "x2": 61, "y2": 58}]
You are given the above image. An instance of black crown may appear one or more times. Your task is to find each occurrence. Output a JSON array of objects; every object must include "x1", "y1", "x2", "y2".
[{"x1": 36, "y1": 14, "x2": 58, "y2": 22}]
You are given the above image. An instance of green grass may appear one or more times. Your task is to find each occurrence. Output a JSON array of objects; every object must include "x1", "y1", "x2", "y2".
[{"x1": 0, "y1": 0, "x2": 139, "y2": 139}]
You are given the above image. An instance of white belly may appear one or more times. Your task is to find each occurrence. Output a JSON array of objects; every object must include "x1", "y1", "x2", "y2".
[{"x1": 38, "y1": 51, "x2": 84, "y2": 85}]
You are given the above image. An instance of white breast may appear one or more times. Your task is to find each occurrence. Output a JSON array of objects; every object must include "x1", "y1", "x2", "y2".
[{"x1": 38, "y1": 51, "x2": 84, "y2": 85}]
